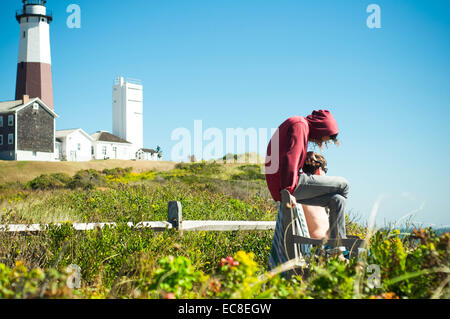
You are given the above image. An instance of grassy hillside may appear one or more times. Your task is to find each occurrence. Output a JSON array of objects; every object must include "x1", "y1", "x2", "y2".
[
  {"x1": 0, "y1": 161, "x2": 448, "y2": 299},
  {"x1": 0, "y1": 160, "x2": 176, "y2": 184}
]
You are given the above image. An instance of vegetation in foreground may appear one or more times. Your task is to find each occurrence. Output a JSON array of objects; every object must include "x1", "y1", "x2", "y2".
[{"x1": 0, "y1": 161, "x2": 448, "y2": 299}]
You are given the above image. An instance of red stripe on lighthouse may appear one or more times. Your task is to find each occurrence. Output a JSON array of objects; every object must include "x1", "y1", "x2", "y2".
[{"x1": 15, "y1": 62, "x2": 53, "y2": 109}]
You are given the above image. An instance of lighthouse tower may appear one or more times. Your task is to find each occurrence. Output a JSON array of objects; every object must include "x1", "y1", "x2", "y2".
[
  {"x1": 112, "y1": 76, "x2": 144, "y2": 157},
  {"x1": 15, "y1": 0, "x2": 54, "y2": 109}
]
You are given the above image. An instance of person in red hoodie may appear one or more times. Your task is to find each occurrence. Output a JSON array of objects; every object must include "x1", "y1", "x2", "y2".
[{"x1": 265, "y1": 110, "x2": 349, "y2": 240}]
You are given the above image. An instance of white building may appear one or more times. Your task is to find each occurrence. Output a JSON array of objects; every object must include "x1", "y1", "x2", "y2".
[
  {"x1": 91, "y1": 131, "x2": 133, "y2": 160},
  {"x1": 136, "y1": 148, "x2": 161, "y2": 161},
  {"x1": 112, "y1": 76, "x2": 143, "y2": 157},
  {"x1": 55, "y1": 128, "x2": 93, "y2": 161}
]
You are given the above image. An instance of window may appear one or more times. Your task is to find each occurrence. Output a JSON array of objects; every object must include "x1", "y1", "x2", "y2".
[
  {"x1": 91, "y1": 146, "x2": 94, "y2": 155},
  {"x1": 8, "y1": 115, "x2": 14, "y2": 126},
  {"x1": 33, "y1": 103, "x2": 39, "y2": 110},
  {"x1": 77, "y1": 143, "x2": 81, "y2": 151},
  {"x1": 23, "y1": 31, "x2": 26, "y2": 38},
  {"x1": 0, "y1": 135, "x2": 3, "y2": 146},
  {"x1": 102, "y1": 146, "x2": 107, "y2": 155},
  {"x1": 8, "y1": 134, "x2": 13, "y2": 145},
  {"x1": 32, "y1": 151, "x2": 37, "y2": 157},
  {"x1": 0, "y1": 116, "x2": 3, "y2": 127}
]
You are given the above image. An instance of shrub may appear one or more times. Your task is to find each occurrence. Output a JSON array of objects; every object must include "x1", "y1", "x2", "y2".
[
  {"x1": 102, "y1": 167, "x2": 132, "y2": 177},
  {"x1": 27, "y1": 174, "x2": 66, "y2": 190},
  {"x1": 148, "y1": 255, "x2": 207, "y2": 298},
  {"x1": 231, "y1": 165, "x2": 265, "y2": 180},
  {"x1": 175, "y1": 161, "x2": 222, "y2": 176},
  {"x1": 68, "y1": 169, "x2": 107, "y2": 190}
]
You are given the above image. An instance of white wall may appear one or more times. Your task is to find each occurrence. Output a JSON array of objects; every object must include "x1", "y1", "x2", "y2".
[
  {"x1": 16, "y1": 150, "x2": 56, "y2": 161},
  {"x1": 137, "y1": 151, "x2": 160, "y2": 161},
  {"x1": 18, "y1": 16, "x2": 51, "y2": 64},
  {"x1": 112, "y1": 78, "x2": 143, "y2": 156},
  {"x1": 62, "y1": 131, "x2": 92, "y2": 162},
  {"x1": 92, "y1": 141, "x2": 133, "y2": 160}
]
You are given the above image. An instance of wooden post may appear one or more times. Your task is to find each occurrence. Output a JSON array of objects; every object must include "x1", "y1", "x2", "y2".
[
  {"x1": 168, "y1": 201, "x2": 183, "y2": 232},
  {"x1": 280, "y1": 189, "x2": 296, "y2": 278}
]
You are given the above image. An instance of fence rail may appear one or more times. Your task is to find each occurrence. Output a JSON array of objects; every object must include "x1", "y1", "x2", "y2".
[{"x1": 0, "y1": 201, "x2": 276, "y2": 234}]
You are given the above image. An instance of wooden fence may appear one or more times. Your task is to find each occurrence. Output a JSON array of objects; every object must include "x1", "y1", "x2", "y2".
[{"x1": 0, "y1": 201, "x2": 276, "y2": 234}]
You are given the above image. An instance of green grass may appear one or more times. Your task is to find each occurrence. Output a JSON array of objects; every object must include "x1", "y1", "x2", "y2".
[{"x1": 0, "y1": 161, "x2": 448, "y2": 299}]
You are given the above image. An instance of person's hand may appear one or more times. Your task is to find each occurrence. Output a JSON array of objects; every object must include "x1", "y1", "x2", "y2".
[{"x1": 287, "y1": 194, "x2": 297, "y2": 208}]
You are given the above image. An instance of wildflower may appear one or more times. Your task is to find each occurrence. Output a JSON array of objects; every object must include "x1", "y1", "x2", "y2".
[{"x1": 164, "y1": 292, "x2": 176, "y2": 299}]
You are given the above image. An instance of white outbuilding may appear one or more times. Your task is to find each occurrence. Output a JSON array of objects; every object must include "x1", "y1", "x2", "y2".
[
  {"x1": 90, "y1": 131, "x2": 133, "y2": 160},
  {"x1": 55, "y1": 128, "x2": 93, "y2": 162},
  {"x1": 136, "y1": 148, "x2": 161, "y2": 161}
]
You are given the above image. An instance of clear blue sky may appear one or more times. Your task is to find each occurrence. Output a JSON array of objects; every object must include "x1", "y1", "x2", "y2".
[{"x1": 1, "y1": 0, "x2": 449, "y2": 227}]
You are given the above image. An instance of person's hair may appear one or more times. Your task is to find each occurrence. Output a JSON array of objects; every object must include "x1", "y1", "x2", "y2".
[
  {"x1": 311, "y1": 133, "x2": 339, "y2": 149},
  {"x1": 302, "y1": 152, "x2": 328, "y2": 174},
  {"x1": 329, "y1": 134, "x2": 339, "y2": 146}
]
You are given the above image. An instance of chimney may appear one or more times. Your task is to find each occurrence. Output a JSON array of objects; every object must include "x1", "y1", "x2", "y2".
[{"x1": 22, "y1": 94, "x2": 30, "y2": 104}]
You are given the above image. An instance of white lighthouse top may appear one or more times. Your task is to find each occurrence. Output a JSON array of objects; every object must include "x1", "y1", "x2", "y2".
[
  {"x1": 24, "y1": 0, "x2": 47, "y2": 15},
  {"x1": 17, "y1": 0, "x2": 53, "y2": 23}
]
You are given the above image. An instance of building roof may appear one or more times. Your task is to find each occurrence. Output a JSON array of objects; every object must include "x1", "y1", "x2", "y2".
[
  {"x1": 90, "y1": 131, "x2": 131, "y2": 144},
  {"x1": 55, "y1": 129, "x2": 79, "y2": 138},
  {"x1": 138, "y1": 148, "x2": 157, "y2": 154},
  {"x1": 0, "y1": 100, "x2": 23, "y2": 112},
  {"x1": 0, "y1": 98, "x2": 58, "y2": 118},
  {"x1": 56, "y1": 128, "x2": 93, "y2": 141}
]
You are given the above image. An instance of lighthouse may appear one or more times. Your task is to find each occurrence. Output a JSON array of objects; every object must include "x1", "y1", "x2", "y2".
[
  {"x1": 112, "y1": 76, "x2": 144, "y2": 157},
  {"x1": 15, "y1": 0, "x2": 54, "y2": 109}
]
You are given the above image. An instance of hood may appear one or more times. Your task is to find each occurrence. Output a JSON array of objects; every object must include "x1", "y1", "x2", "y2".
[{"x1": 305, "y1": 110, "x2": 339, "y2": 139}]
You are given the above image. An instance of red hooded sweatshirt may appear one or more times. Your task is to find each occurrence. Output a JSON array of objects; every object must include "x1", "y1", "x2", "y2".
[{"x1": 265, "y1": 110, "x2": 339, "y2": 202}]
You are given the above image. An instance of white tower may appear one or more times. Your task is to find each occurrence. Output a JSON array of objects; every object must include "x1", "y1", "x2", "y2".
[
  {"x1": 112, "y1": 76, "x2": 143, "y2": 158},
  {"x1": 15, "y1": 0, "x2": 54, "y2": 109}
]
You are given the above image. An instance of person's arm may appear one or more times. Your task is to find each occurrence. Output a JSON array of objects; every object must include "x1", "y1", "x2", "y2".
[{"x1": 280, "y1": 122, "x2": 308, "y2": 194}]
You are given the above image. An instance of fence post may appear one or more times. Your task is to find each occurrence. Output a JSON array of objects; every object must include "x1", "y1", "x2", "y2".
[
  {"x1": 168, "y1": 201, "x2": 183, "y2": 232},
  {"x1": 280, "y1": 189, "x2": 297, "y2": 279}
]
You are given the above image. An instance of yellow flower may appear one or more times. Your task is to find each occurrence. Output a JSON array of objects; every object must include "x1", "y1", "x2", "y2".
[{"x1": 393, "y1": 229, "x2": 400, "y2": 235}]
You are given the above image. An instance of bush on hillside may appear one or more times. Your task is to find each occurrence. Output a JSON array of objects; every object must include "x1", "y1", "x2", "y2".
[
  {"x1": 68, "y1": 169, "x2": 107, "y2": 190},
  {"x1": 102, "y1": 167, "x2": 132, "y2": 177},
  {"x1": 175, "y1": 161, "x2": 222, "y2": 175},
  {"x1": 231, "y1": 164, "x2": 265, "y2": 180},
  {"x1": 26, "y1": 173, "x2": 71, "y2": 190}
]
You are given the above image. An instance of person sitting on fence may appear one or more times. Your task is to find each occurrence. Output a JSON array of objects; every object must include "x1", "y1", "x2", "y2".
[
  {"x1": 301, "y1": 152, "x2": 330, "y2": 240},
  {"x1": 265, "y1": 110, "x2": 349, "y2": 241}
]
